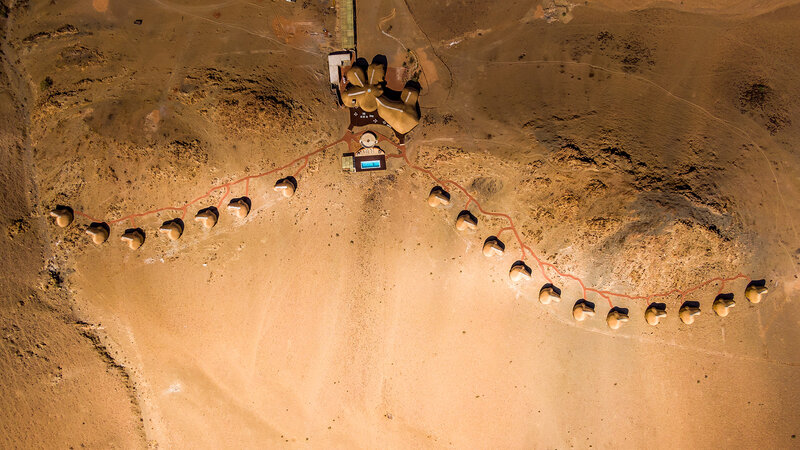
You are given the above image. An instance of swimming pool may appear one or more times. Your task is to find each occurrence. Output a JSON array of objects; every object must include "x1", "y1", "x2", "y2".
[{"x1": 360, "y1": 160, "x2": 381, "y2": 169}]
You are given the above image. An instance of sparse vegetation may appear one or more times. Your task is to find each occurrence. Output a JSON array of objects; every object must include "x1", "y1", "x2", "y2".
[
  {"x1": 39, "y1": 76, "x2": 53, "y2": 91},
  {"x1": 739, "y1": 83, "x2": 772, "y2": 110}
]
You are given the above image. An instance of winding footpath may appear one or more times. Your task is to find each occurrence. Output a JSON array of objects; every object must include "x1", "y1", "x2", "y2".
[{"x1": 72, "y1": 129, "x2": 751, "y2": 309}]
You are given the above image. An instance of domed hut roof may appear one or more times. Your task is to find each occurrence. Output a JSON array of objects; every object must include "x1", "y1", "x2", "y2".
[
  {"x1": 606, "y1": 307, "x2": 630, "y2": 330},
  {"x1": 427, "y1": 186, "x2": 451, "y2": 207},
  {"x1": 50, "y1": 206, "x2": 74, "y2": 228},
  {"x1": 227, "y1": 197, "x2": 251, "y2": 218},
  {"x1": 195, "y1": 207, "x2": 219, "y2": 229},
  {"x1": 538, "y1": 284, "x2": 561, "y2": 305},
  {"x1": 159, "y1": 219, "x2": 184, "y2": 241},
  {"x1": 455, "y1": 210, "x2": 478, "y2": 231},
  {"x1": 120, "y1": 228, "x2": 145, "y2": 250},
  {"x1": 644, "y1": 303, "x2": 667, "y2": 326},
  {"x1": 342, "y1": 58, "x2": 421, "y2": 136},
  {"x1": 359, "y1": 131, "x2": 378, "y2": 148},
  {"x1": 374, "y1": 93, "x2": 421, "y2": 135},
  {"x1": 274, "y1": 177, "x2": 297, "y2": 198},
  {"x1": 679, "y1": 302, "x2": 701, "y2": 324},
  {"x1": 341, "y1": 64, "x2": 385, "y2": 112},
  {"x1": 712, "y1": 294, "x2": 736, "y2": 317},
  {"x1": 509, "y1": 261, "x2": 532, "y2": 282},
  {"x1": 745, "y1": 283, "x2": 768, "y2": 304},
  {"x1": 482, "y1": 236, "x2": 505, "y2": 257},
  {"x1": 572, "y1": 299, "x2": 595, "y2": 321},
  {"x1": 85, "y1": 222, "x2": 110, "y2": 245}
]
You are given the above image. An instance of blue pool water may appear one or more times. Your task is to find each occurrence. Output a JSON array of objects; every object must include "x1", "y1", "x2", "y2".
[{"x1": 361, "y1": 160, "x2": 381, "y2": 169}]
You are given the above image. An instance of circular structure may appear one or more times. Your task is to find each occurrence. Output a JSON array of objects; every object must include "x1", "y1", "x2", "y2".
[
  {"x1": 508, "y1": 261, "x2": 532, "y2": 282},
  {"x1": 427, "y1": 186, "x2": 451, "y2": 208},
  {"x1": 713, "y1": 296, "x2": 736, "y2": 317},
  {"x1": 85, "y1": 222, "x2": 110, "y2": 245},
  {"x1": 745, "y1": 284, "x2": 768, "y2": 304},
  {"x1": 359, "y1": 131, "x2": 378, "y2": 148},
  {"x1": 159, "y1": 220, "x2": 184, "y2": 241},
  {"x1": 120, "y1": 228, "x2": 145, "y2": 250},
  {"x1": 538, "y1": 285, "x2": 561, "y2": 305},
  {"x1": 455, "y1": 210, "x2": 478, "y2": 231},
  {"x1": 679, "y1": 302, "x2": 701, "y2": 324},
  {"x1": 572, "y1": 300, "x2": 595, "y2": 322},
  {"x1": 195, "y1": 207, "x2": 219, "y2": 229},
  {"x1": 227, "y1": 197, "x2": 251, "y2": 219},
  {"x1": 50, "y1": 206, "x2": 74, "y2": 228},
  {"x1": 644, "y1": 304, "x2": 667, "y2": 326},
  {"x1": 606, "y1": 308, "x2": 630, "y2": 330},
  {"x1": 482, "y1": 236, "x2": 505, "y2": 257},
  {"x1": 274, "y1": 178, "x2": 297, "y2": 198}
]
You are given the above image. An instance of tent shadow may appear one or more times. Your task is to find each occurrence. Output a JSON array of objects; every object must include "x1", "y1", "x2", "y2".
[
  {"x1": 715, "y1": 292, "x2": 735, "y2": 302},
  {"x1": 230, "y1": 196, "x2": 251, "y2": 209},
  {"x1": 89, "y1": 221, "x2": 110, "y2": 234},
  {"x1": 484, "y1": 236, "x2": 505, "y2": 251},
  {"x1": 541, "y1": 283, "x2": 561, "y2": 296}
]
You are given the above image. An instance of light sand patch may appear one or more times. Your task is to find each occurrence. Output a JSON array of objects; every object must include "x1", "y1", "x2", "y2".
[{"x1": 92, "y1": 0, "x2": 109, "y2": 13}]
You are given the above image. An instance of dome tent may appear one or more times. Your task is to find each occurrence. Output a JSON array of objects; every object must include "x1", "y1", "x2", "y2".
[
  {"x1": 227, "y1": 197, "x2": 251, "y2": 218},
  {"x1": 712, "y1": 293, "x2": 736, "y2": 317},
  {"x1": 606, "y1": 307, "x2": 630, "y2": 329},
  {"x1": 195, "y1": 207, "x2": 219, "y2": 229},
  {"x1": 572, "y1": 299, "x2": 595, "y2": 321},
  {"x1": 86, "y1": 222, "x2": 110, "y2": 245},
  {"x1": 455, "y1": 210, "x2": 478, "y2": 231},
  {"x1": 509, "y1": 261, "x2": 532, "y2": 282},
  {"x1": 274, "y1": 177, "x2": 297, "y2": 198},
  {"x1": 644, "y1": 303, "x2": 667, "y2": 325},
  {"x1": 482, "y1": 236, "x2": 505, "y2": 257},
  {"x1": 50, "y1": 205, "x2": 74, "y2": 228},
  {"x1": 538, "y1": 284, "x2": 561, "y2": 305},
  {"x1": 679, "y1": 301, "x2": 701, "y2": 324},
  {"x1": 121, "y1": 228, "x2": 145, "y2": 250},
  {"x1": 427, "y1": 186, "x2": 451, "y2": 207},
  {"x1": 159, "y1": 219, "x2": 184, "y2": 241}
]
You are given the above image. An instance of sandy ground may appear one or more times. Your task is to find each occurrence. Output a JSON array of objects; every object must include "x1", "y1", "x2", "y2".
[{"x1": 1, "y1": 0, "x2": 799, "y2": 448}]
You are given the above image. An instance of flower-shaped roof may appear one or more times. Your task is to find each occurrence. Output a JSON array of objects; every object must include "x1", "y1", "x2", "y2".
[
  {"x1": 342, "y1": 59, "x2": 421, "y2": 135},
  {"x1": 342, "y1": 63, "x2": 386, "y2": 112}
]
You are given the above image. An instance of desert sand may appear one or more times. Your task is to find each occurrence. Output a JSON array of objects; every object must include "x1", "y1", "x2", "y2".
[{"x1": 1, "y1": 0, "x2": 799, "y2": 448}]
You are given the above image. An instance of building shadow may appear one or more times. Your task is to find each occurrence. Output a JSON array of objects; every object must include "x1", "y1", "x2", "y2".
[
  {"x1": 89, "y1": 221, "x2": 110, "y2": 234},
  {"x1": 541, "y1": 283, "x2": 561, "y2": 296}
]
